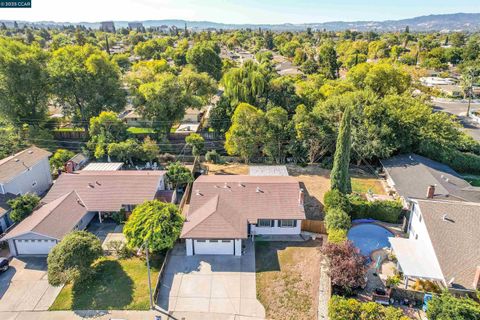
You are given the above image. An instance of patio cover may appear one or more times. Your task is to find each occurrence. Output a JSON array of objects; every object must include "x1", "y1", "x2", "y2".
[{"x1": 389, "y1": 237, "x2": 444, "y2": 281}]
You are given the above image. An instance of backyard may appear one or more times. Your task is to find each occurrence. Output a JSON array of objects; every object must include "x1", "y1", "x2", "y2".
[
  {"x1": 49, "y1": 255, "x2": 163, "y2": 310},
  {"x1": 255, "y1": 240, "x2": 323, "y2": 320}
]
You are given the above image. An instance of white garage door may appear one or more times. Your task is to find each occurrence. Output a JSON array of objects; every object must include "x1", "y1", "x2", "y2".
[
  {"x1": 194, "y1": 239, "x2": 234, "y2": 255},
  {"x1": 15, "y1": 239, "x2": 57, "y2": 255}
]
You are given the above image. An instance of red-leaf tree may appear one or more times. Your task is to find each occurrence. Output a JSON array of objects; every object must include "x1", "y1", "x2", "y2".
[{"x1": 322, "y1": 241, "x2": 367, "y2": 295}]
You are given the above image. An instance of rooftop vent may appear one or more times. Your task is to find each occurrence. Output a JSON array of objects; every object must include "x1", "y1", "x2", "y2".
[
  {"x1": 95, "y1": 180, "x2": 101, "y2": 186},
  {"x1": 238, "y1": 183, "x2": 245, "y2": 187},
  {"x1": 223, "y1": 182, "x2": 230, "y2": 189},
  {"x1": 195, "y1": 189, "x2": 202, "y2": 196},
  {"x1": 214, "y1": 185, "x2": 220, "y2": 188},
  {"x1": 88, "y1": 183, "x2": 95, "y2": 189},
  {"x1": 442, "y1": 214, "x2": 448, "y2": 221},
  {"x1": 256, "y1": 187, "x2": 262, "y2": 193},
  {"x1": 14, "y1": 158, "x2": 19, "y2": 162},
  {"x1": 28, "y1": 150, "x2": 33, "y2": 154}
]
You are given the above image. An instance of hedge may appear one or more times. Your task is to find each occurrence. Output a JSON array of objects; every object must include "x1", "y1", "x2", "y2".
[
  {"x1": 323, "y1": 189, "x2": 351, "y2": 213},
  {"x1": 349, "y1": 196, "x2": 404, "y2": 223},
  {"x1": 419, "y1": 142, "x2": 480, "y2": 175},
  {"x1": 325, "y1": 208, "x2": 351, "y2": 231},
  {"x1": 328, "y1": 229, "x2": 348, "y2": 244}
]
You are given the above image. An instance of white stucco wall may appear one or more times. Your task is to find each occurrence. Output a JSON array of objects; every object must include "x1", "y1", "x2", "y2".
[
  {"x1": 250, "y1": 219, "x2": 302, "y2": 235},
  {"x1": 75, "y1": 212, "x2": 96, "y2": 231},
  {"x1": 234, "y1": 239, "x2": 242, "y2": 256},
  {"x1": 2, "y1": 158, "x2": 52, "y2": 196},
  {"x1": 407, "y1": 202, "x2": 445, "y2": 282}
]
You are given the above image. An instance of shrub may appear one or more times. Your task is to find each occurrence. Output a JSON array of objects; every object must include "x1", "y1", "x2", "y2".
[
  {"x1": 323, "y1": 189, "x2": 351, "y2": 213},
  {"x1": 8, "y1": 193, "x2": 40, "y2": 223},
  {"x1": 413, "y1": 279, "x2": 441, "y2": 293},
  {"x1": 349, "y1": 196, "x2": 403, "y2": 223},
  {"x1": 47, "y1": 231, "x2": 103, "y2": 286},
  {"x1": 322, "y1": 241, "x2": 367, "y2": 295},
  {"x1": 386, "y1": 274, "x2": 401, "y2": 287},
  {"x1": 112, "y1": 208, "x2": 126, "y2": 224},
  {"x1": 325, "y1": 208, "x2": 351, "y2": 231},
  {"x1": 205, "y1": 149, "x2": 221, "y2": 164},
  {"x1": 328, "y1": 228, "x2": 348, "y2": 244},
  {"x1": 427, "y1": 291, "x2": 480, "y2": 320},
  {"x1": 328, "y1": 295, "x2": 410, "y2": 320}
]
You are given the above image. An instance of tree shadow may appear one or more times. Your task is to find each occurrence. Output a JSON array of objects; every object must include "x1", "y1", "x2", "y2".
[
  {"x1": 299, "y1": 181, "x2": 324, "y2": 220},
  {"x1": 71, "y1": 259, "x2": 134, "y2": 310}
]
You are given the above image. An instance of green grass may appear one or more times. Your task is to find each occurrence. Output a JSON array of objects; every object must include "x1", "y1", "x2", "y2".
[
  {"x1": 49, "y1": 255, "x2": 163, "y2": 311},
  {"x1": 351, "y1": 177, "x2": 386, "y2": 195},
  {"x1": 127, "y1": 127, "x2": 156, "y2": 134}
]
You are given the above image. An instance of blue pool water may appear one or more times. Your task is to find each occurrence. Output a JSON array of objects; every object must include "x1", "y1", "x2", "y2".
[{"x1": 347, "y1": 223, "x2": 393, "y2": 256}]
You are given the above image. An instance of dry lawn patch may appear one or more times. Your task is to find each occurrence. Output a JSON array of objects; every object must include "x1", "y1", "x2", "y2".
[{"x1": 255, "y1": 240, "x2": 323, "y2": 320}]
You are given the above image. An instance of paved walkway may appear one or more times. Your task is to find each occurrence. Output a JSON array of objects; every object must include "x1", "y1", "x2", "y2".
[
  {"x1": 318, "y1": 258, "x2": 331, "y2": 320},
  {"x1": 157, "y1": 241, "x2": 265, "y2": 319}
]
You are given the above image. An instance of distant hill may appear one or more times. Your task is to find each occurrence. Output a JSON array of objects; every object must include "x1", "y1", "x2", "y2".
[{"x1": 2, "y1": 13, "x2": 480, "y2": 32}]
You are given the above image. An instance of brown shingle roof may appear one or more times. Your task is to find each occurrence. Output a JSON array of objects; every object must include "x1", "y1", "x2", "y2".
[
  {"x1": 181, "y1": 175, "x2": 305, "y2": 239},
  {"x1": 417, "y1": 199, "x2": 480, "y2": 290},
  {"x1": 42, "y1": 170, "x2": 165, "y2": 212},
  {"x1": 2, "y1": 191, "x2": 87, "y2": 240},
  {"x1": 0, "y1": 146, "x2": 51, "y2": 184}
]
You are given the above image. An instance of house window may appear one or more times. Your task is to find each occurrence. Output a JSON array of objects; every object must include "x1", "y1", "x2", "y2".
[
  {"x1": 196, "y1": 240, "x2": 206, "y2": 242},
  {"x1": 221, "y1": 240, "x2": 231, "y2": 243},
  {"x1": 32, "y1": 181, "x2": 37, "y2": 187},
  {"x1": 415, "y1": 234, "x2": 419, "y2": 240},
  {"x1": 257, "y1": 219, "x2": 274, "y2": 227},
  {"x1": 210, "y1": 240, "x2": 218, "y2": 243},
  {"x1": 279, "y1": 219, "x2": 296, "y2": 228},
  {"x1": 418, "y1": 214, "x2": 422, "y2": 223}
]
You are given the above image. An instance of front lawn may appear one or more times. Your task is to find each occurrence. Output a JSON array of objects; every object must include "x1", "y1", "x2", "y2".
[
  {"x1": 255, "y1": 240, "x2": 322, "y2": 320},
  {"x1": 50, "y1": 255, "x2": 163, "y2": 310}
]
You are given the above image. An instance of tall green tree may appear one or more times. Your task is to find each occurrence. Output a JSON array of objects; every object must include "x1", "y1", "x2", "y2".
[
  {"x1": 225, "y1": 103, "x2": 265, "y2": 163},
  {"x1": 186, "y1": 42, "x2": 222, "y2": 80},
  {"x1": 185, "y1": 133, "x2": 205, "y2": 157},
  {"x1": 123, "y1": 200, "x2": 184, "y2": 252},
  {"x1": 0, "y1": 38, "x2": 50, "y2": 126},
  {"x1": 87, "y1": 111, "x2": 128, "y2": 159},
  {"x1": 48, "y1": 44, "x2": 126, "y2": 130},
  {"x1": 262, "y1": 107, "x2": 290, "y2": 164},
  {"x1": 318, "y1": 43, "x2": 339, "y2": 79},
  {"x1": 50, "y1": 149, "x2": 75, "y2": 172},
  {"x1": 330, "y1": 106, "x2": 352, "y2": 194}
]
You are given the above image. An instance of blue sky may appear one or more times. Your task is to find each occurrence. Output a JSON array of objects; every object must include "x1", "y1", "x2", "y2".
[{"x1": 0, "y1": 0, "x2": 479, "y2": 23}]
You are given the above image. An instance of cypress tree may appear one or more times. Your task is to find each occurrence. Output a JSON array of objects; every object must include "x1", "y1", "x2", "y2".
[{"x1": 330, "y1": 106, "x2": 352, "y2": 194}]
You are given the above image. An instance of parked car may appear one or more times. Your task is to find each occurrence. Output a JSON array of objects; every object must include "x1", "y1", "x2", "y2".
[{"x1": 0, "y1": 257, "x2": 9, "y2": 272}]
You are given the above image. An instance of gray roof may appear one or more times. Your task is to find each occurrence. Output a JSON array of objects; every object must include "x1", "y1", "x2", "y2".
[
  {"x1": 0, "y1": 146, "x2": 51, "y2": 184},
  {"x1": 381, "y1": 154, "x2": 480, "y2": 203},
  {"x1": 2, "y1": 191, "x2": 88, "y2": 240},
  {"x1": 416, "y1": 199, "x2": 480, "y2": 290},
  {"x1": 249, "y1": 166, "x2": 289, "y2": 176}
]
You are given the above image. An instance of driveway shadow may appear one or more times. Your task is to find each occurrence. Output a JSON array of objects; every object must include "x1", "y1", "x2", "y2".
[
  {"x1": 71, "y1": 259, "x2": 134, "y2": 310},
  {"x1": 0, "y1": 267, "x2": 16, "y2": 299},
  {"x1": 15, "y1": 256, "x2": 47, "y2": 271}
]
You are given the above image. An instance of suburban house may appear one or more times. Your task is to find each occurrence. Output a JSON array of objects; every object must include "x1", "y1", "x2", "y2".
[
  {"x1": 0, "y1": 146, "x2": 52, "y2": 233},
  {"x1": 2, "y1": 191, "x2": 90, "y2": 256},
  {"x1": 0, "y1": 146, "x2": 52, "y2": 196},
  {"x1": 181, "y1": 175, "x2": 305, "y2": 256},
  {"x1": 380, "y1": 153, "x2": 480, "y2": 205},
  {"x1": 389, "y1": 199, "x2": 480, "y2": 292},
  {"x1": 1, "y1": 170, "x2": 169, "y2": 256},
  {"x1": 65, "y1": 153, "x2": 88, "y2": 172}
]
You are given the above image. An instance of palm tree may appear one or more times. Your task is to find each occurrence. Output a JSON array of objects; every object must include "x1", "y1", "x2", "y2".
[{"x1": 460, "y1": 67, "x2": 477, "y2": 117}]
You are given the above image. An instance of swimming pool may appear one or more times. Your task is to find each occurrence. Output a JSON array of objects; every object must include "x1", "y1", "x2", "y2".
[{"x1": 347, "y1": 223, "x2": 393, "y2": 256}]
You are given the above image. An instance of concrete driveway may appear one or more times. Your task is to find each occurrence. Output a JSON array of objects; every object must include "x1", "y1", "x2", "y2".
[
  {"x1": 157, "y1": 241, "x2": 265, "y2": 319},
  {"x1": 0, "y1": 257, "x2": 62, "y2": 311}
]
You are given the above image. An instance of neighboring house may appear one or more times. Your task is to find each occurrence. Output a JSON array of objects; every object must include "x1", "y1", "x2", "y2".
[
  {"x1": 0, "y1": 146, "x2": 52, "y2": 196},
  {"x1": 65, "y1": 153, "x2": 88, "y2": 172},
  {"x1": 2, "y1": 170, "x2": 170, "y2": 256},
  {"x1": 42, "y1": 170, "x2": 168, "y2": 223},
  {"x1": 82, "y1": 162, "x2": 124, "y2": 171},
  {"x1": 380, "y1": 153, "x2": 480, "y2": 205},
  {"x1": 390, "y1": 199, "x2": 480, "y2": 292},
  {"x1": 120, "y1": 109, "x2": 152, "y2": 127},
  {"x1": 2, "y1": 191, "x2": 91, "y2": 256},
  {"x1": 181, "y1": 175, "x2": 305, "y2": 256}
]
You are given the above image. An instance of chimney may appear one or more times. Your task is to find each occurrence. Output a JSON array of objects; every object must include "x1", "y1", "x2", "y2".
[
  {"x1": 426, "y1": 185, "x2": 435, "y2": 199},
  {"x1": 65, "y1": 161, "x2": 74, "y2": 174},
  {"x1": 299, "y1": 188, "x2": 305, "y2": 206}
]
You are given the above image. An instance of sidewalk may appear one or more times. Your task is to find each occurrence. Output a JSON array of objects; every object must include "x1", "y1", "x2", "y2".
[
  {"x1": 0, "y1": 310, "x2": 265, "y2": 320},
  {"x1": 0, "y1": 310, "x2": 162, "y2": 320}
]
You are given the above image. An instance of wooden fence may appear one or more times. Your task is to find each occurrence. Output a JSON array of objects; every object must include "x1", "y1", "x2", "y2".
[{"x1": 301, "y1": 219, "x2": 327, "y2": 234}]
